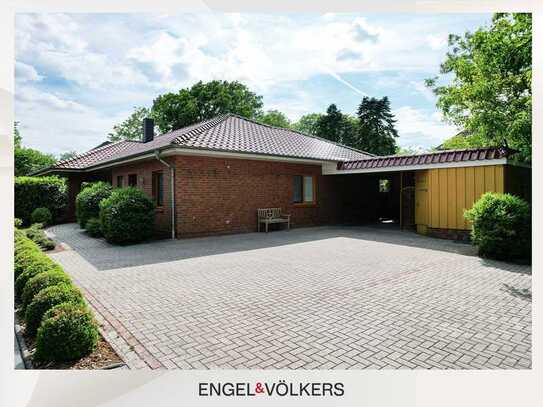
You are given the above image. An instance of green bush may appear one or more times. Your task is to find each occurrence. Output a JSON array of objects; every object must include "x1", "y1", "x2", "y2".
[
  {"x1": 15, "y1": 218, "x2": 23, "y2": 228},
  {"x1": 85, "y1": 217, "x2": 102, "y2": 237},
  {"x1": 25, "y1": 224, "x2": 56, "y2": 251},
  {"x1": 24, "y1": 283, "x2": 84, "y2": 337},
  {"x1": 31, "y1": 207, "x2": 52, "y2": 226},
  {"x1": 75, "y1": 181, "x2": 113, "y2": 229},
  {"x1": 15, "y1": 256, "x2": 61, "y2": 299},
  {"x1": 99, "y1": 187, "x2": 155, "y2": 244},
  {"x1": 465, "y1": 192, "x2": 531, "y2": 262},
  {"x1": 21, "y1": 270, "x2": 72, "y2": 312},
  {"x1": 35, "y1": 303, "x2": 98, "y2": 362},
  {"x1": 15, "y1": 176, "x2": 67, "y2": 225},
  {"x1": 14, "y1": 241, "x2": 43, "y2": 279}
]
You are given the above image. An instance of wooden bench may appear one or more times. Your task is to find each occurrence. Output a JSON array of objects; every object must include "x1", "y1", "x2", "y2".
[{"x1": 257, "y1": 208, "x2": 291, "y2": 233}]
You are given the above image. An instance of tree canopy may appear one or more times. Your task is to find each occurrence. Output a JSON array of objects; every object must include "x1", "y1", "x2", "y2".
[
  {"x1": 108, "y1": 107, "x2": 152, "y2": 142},
  {"x1": 292, "y1": 113, "x2": 322, "y2": 136},
  {"x1": 352, "y1": 97, "x2": 398, "y2": 155},
  {"x1": 14, "y1": 123, "x2": 57, "y2": 176},
  {"x1": 426, "y1": 13, "x2": 532, "y2": 161},
  {"x1": 315, "y1": 104, "x2": 356, "y2": 145},
  {"x1": 256, "y1": 110, "x2": 291, "y2": 128},
  {"x1": 151, "y1": 80, "x2": 264, "y2": 133}
]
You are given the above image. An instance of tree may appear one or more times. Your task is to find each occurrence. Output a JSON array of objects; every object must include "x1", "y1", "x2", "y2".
[
  {"x1": 256, "y1": 110, "x2": 291, "y2": 128},
  {"x1": 14, "y1": 122, "x2": 56, "y2": 176},
  {"x1": 353, "y1": 97, "x2": 398, "y2": 155},
  {"x1": 151, "y1": 80, "x2": 264, "y2": 133},
  {"x1": 292, "y1": 113, "x2": 323, "y2": 136},
  {"x1": 315, "y1": 104, "x2": 356, "y2": 144},
  {"x1": 436, "y1": 130, "x2": 474, "y2": 150},
  {"x1": 59, "y1": 151, "x2": 78, "y2": 161},
  {"x1": 109, "y1": 107, "x2": 152, "y2": 142},
  {"x1": 426, "y1": 13, "x2": 532, "y2": 162}
]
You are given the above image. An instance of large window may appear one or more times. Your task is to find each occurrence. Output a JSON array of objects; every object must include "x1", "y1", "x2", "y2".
[
  {"x1": 128, "y1": 174, "x2": 138, "y2": 187},
  {"x1": 152, "y1": 171, "x2": 164, "y2": 207},
  {"x1": 116, "y1": 175, "x2": 123, "y2": 187},
  {"x1": 293, "y1": 175, "x2": 315, "y2": 204}
]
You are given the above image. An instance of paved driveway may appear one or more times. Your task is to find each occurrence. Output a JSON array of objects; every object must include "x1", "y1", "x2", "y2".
[{"x1": 48, "y1": 223, "x2": 531, "y2": 369}]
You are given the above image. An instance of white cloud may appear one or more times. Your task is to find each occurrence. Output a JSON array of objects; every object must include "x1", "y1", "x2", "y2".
[
  {"x1": 16, "y1": 87, "x2": 86, "y2": 112},
  {"x1": 394, "y1": 106, "x2": 458, "y2": 149},
  {"x1": 426, "y1": 34, "x2": 448, "y2": 50},
  {"x1": 15, "y1": 61, "x2": 43, "y2": 82},
  {"x1": 409, "y1": 80, "x2": 435, "y2": 101}
]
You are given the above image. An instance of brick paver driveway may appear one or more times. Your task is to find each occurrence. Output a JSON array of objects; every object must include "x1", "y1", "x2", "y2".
[{"x1": 48, "y1": 223, "x2": 531, "y2": 369}]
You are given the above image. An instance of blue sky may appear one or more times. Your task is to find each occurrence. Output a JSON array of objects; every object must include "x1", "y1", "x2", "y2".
[{"x1": 15, "y1": 13, "x2": 492, "y2": 156}]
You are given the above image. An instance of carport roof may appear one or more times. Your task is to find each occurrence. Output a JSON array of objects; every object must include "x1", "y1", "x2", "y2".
[{"x1": 337, "y1": 147, "x2": 515, "y2": 171}]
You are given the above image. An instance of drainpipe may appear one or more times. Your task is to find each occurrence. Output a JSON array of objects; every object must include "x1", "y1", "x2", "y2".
[{"x1": 154, "y1": 150, "x2": 176, "y2": 239}]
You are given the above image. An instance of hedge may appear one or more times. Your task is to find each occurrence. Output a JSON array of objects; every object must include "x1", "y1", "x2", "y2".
[
  {"x1": 15, "y1": 176, "x2": 67, "y2": 225},
  {"x1": 21, "y1": 270, "x2": 72, "y2": 312},
  {"x1": 25, "y1": 283, "x2": 85, "y2": 337},
  {"x1": 85, "y1": 217, "x2": 102, "y2": 237},
  {"x1": 31, "y1": 207, "x2": 52, "y2": 226},
  {"x1": 15, "y1": 256, "x2": 61, "y2": 299},
  {"x1": 35, "y1": 303, "x2": 98, "y2": 362},
  {"x1": 465, "y1": 192, "x2": 531, "y2": 263},
  {"x1": 99, "y1": 187, "x2": 155, "y2": 244},
  {"x1": 75, "y1": 181, "x2": 112, "y2": 229},
  {"x1": 25, "y1": 224, "x2": 56, "y2": 251}
]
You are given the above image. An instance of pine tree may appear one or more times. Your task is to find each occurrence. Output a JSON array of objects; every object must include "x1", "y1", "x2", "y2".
[{"x1": 354, "y1": 96, "x2": 398, "y2": 155}]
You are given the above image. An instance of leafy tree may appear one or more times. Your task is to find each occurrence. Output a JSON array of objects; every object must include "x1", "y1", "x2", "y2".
[
  {"x1": 151, "y1": 80, "x2": 264, "y2": 133},
  {"x1": 315, "y1": 104, "x2": 356, "y2": 144},
  {"x1": 108, "y1": 107, "x2": 152, "y2": 142},
  {"x1": 436, "y1": 130, "x2": 474, "y2": 150},
  {"x1": 59, "y1": 151, "x2": 78, "y2": 161},
  {"x1": 426, "y1": 13, "x2": 532, "y2": 162},
  {"x1": 353, "y1": 96, "x2": 398, "y2": 155},
  {"x1": 292, "y1": 113, "x2": 322, "y2": 136},
  {"x1": 256, "y1": 110, "x2": 291, "y2": 128},
  {"x1": 14, "y1": 123, "x2": 56, "y2": 176}
]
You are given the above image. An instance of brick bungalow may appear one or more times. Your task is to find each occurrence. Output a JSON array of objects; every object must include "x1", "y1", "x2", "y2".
[{"x1": 35, "y1": 114, "x2": 530, "y2": 240}]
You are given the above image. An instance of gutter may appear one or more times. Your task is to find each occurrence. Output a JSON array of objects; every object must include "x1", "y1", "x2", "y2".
[{"x1": 154, "y1": 150, "x2": 176, "y2": 240}]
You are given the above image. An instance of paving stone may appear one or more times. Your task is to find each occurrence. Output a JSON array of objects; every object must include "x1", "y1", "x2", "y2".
[{"x1": 47, "y1": 223, "x2": 532, "y2": 370}]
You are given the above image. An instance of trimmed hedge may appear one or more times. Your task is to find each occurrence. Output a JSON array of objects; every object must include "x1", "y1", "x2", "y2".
[
  {"x1": 24, "y1": 283, "x2": 85, "y2": 337},
  {"x1": 75, "y1": 181, "x2": 112, "y2": 229},
  {"x1": 21, "y1": 270, "x2": 72, "y2": 312},
  {"x1": 99, "y1": 187, "x2": 155, "y2": 244},
  {"x1": 25, "y1": 224, "x2": 56, "y2": 251},
  {"x1": 465, "y1": 192, "x2": 531, "y2": 263},
  {"x1": 14, "y1": 240, "x2": 43, "y2": 279},
  {"x1": 15, "y1": 256, "x2": 61, "y2": 299},
  {"x1": 85, "y1": 217, "x2": 102, "y2": 237},
  {"x1": 35, "y1": 303, "x2": 98, "y2": 362},
  {"x1": 31, "y1": 207, "x2": 52, "y2": 226},
  {"x1": 15, "y1": 176, "x2": 67, "y2": 225}
]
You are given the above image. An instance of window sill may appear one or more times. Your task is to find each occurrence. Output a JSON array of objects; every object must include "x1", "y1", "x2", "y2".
[{"x1": 293, "y1": 202, "x2": 318, "y2": 208}]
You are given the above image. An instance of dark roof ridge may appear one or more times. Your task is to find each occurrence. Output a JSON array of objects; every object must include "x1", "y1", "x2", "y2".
[{"x1": 226, "y1": 113, "x2": 375, "y2": 157}]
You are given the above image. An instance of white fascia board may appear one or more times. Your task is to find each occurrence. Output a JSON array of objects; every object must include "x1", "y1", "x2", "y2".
[{"x1": 322, "y1": 158, "x2": 508, "y2": 175}]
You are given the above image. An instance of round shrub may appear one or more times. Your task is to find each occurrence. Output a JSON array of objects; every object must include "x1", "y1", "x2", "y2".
[
  {"x1": 15, "y1": 218, "x2": 23, "y2": 228},
  {"x1": 75, "y1": 181, "x2": 113, "y2": 229},
  {"x1": 24, "y1": 283, "x2": 84, "y2": 337},
  {"x1": 85, "y1": 217, "x2": 102, "y2": 237},
  {"x1": 25, "y1": 224, "x2": 56, "y2": 251},
  {"x1": 31, "y1": 207, "x2": 52, "y2": 226},
  {"x1": 15, "y1": 176, "x2": 67, "y2": 225},
  {"x1": 465, "y1": 192, "x2": 531, "y2": 262},
  {"x1": 99, "y1": 187, "x2": 155, "y2": 244},
  {"x1": 14, "y1": 244, "x2": 43, "y2": 279},
  {"x1": 21, "y1": 270, "x2": 72, "y2": 312},
  {"x1": 15, "y1": 256, "x2": 61, "y2": 299},
  {"x1": 35, "y1": 303, "x2": 98, "y2": 362}
]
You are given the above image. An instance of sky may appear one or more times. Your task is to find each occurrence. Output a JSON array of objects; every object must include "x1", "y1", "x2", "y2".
[{"x1": 15, "y1": 13, "x2": 492, "y2": 156}]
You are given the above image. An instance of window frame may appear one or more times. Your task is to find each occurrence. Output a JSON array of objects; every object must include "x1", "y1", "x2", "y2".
[
  {"x1": 116, "y1": 175, "x2": 123, "y2": 188},
  {"x1": 293, "y1": 175, "x2": 316, "y2": 206},
  {"x1": 152, "y1": 171, "x2": 164, "y2": 207},
  {"x1": 128, "y1": 173, "x2": 138, "y2": 187}
]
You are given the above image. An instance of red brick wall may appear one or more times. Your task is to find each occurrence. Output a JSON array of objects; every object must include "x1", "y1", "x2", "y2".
[
  {"x1": 173, "y1": 155, "x2": 340, "y2": 237},
  {"x1": 111, "y1": 158, "x2": 174, "y2": 236}
]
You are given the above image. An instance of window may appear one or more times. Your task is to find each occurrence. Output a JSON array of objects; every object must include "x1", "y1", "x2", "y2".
[
  {"x1": 152, "y1": 171, "x2": 164, "y2": 207},
  {"x1": 128, "y1": 174, "x2": 138, "y2": 187},
  {"x1": 379, "y1": 179, "x2": 391, "y2": 193},
  {"x1": 116, "y1": 175, "x2": 123, "y2": 187},
  {"x1": 293, "y1": 175, "x2": 315, "y2": 204}
]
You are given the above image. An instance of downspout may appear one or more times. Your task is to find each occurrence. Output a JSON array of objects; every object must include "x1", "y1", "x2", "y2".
[{"x1": 154, "y1": 150, "x2": 176, "y2": 239}]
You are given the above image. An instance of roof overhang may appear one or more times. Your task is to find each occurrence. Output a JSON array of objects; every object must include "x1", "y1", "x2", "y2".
[{"x1": 322, "y1": 158, "x2": 510, "y2": 175}]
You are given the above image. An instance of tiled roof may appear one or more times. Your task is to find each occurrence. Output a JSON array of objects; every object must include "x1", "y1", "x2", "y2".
[
  {"x1": 49, "y1": 114, "x2": 372, "y2": 172},
  {"x1": 338, "y1": 147, "x2": 512, "y2": 171}
]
